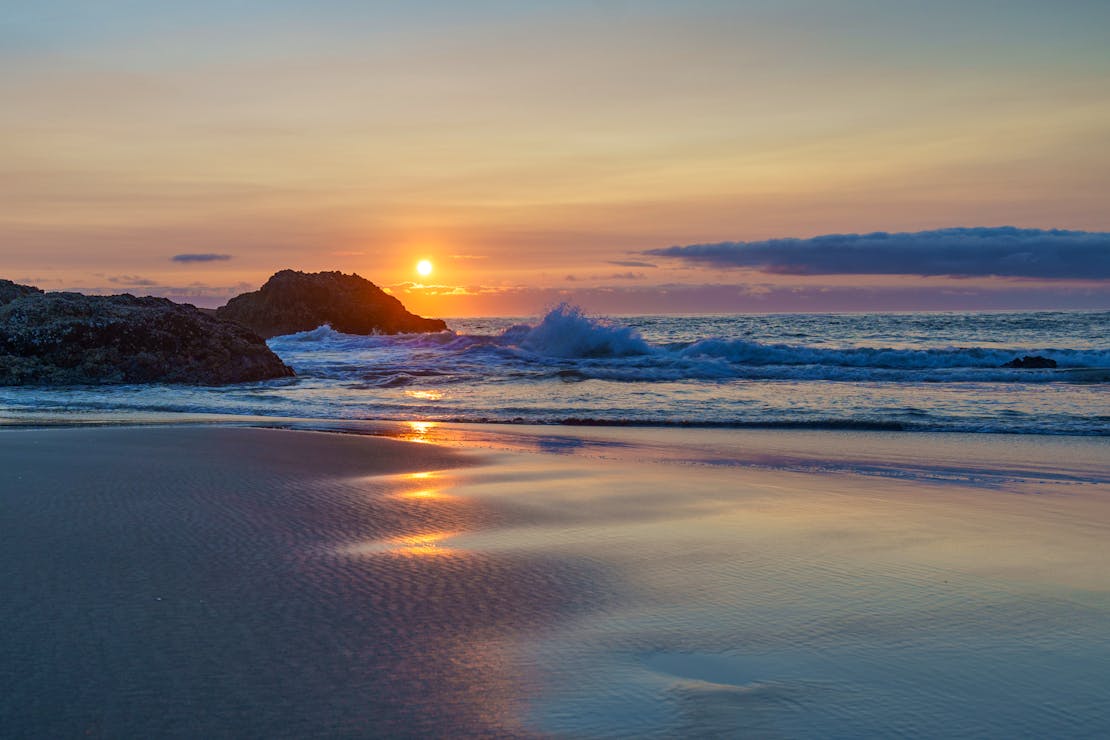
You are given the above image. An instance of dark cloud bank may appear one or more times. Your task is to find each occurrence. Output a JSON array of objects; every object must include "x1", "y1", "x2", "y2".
[{"x1": 645, "y1": 227, "x2": 1110, "y2": 279}]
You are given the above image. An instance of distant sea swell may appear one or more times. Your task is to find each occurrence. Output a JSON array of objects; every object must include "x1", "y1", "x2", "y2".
[
  {"x1": 270, "y1": 306, "x2": 1110, "y2": 385},
  {"x1": 2, "y1": 306, "x2": 1107, "y2": 435}
]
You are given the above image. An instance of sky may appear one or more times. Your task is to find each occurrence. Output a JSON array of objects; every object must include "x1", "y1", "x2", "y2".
[{"x1": 2, "y1": 0, "x2": 1109, "y2": 315}]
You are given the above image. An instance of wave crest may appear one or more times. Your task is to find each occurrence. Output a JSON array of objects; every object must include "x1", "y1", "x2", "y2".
[
  {"x1": 264, "y1": 307, "x2": 1108, "y2": 385},
  {"x1": 500, "y1": 303, "x2": 652, "y2": 359},
  {"x1": 678, "y1": 338, "x2": 1109, "y2": 370}
]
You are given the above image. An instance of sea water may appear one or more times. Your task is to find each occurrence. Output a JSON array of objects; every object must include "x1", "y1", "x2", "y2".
[{"x1": 1, "y1": 307, "x2": 1106, "y2": 434}]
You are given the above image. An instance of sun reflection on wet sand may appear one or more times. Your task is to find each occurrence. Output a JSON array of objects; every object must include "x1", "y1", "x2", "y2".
[
  {"x1": 338, "y1": 530, "x2": 462, "y2": 557},
  {"x1": 397, "y1": 488, "x2": 452, "y2": 500},
  {"x1": 390, "y1": 531, "x2": 459, "y2": 556},
  {"x1": 400, "y1": 420, "x2": 439, "y2": 443},
  {"x1": 387, "y1": 470, "x2": 456, "y2": 501},
  {"x1": 332, "y1": 463, "x2": 472, "y2": 556}
]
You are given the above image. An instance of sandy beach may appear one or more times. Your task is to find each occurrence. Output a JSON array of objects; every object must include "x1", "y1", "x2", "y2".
[{"x1": 2, "y1": 423, "x2": 1108, "y2": 737}]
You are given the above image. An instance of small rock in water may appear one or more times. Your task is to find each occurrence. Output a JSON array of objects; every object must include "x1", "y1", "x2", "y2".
[
  {"x1": 217, "y1": 269, "x2": 446, "y2": 339},
  {"x1": 1001, "y1": 355, "x2": 1057, "y2": 369}
]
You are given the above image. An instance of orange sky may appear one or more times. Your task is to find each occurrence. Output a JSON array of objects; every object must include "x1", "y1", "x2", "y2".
[{"x1": 3, "y1": 1, "x2": 1108, "y2": 314}]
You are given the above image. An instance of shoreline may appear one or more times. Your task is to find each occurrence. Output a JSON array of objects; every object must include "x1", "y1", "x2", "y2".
[
  {"x1": 2, "y1": 407, "x2": 1108, "y2": 437},
  {"x1": 2, "y1": 422, "x2": 1108, "y2": 736},
  {"x1": 3, "y1": 413, "x2": 1107, "y2": 487}
]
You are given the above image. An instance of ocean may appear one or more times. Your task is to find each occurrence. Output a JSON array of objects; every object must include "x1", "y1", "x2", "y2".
[{"x1": 2, "y1": 306, "x2": 1107, "y2": 434}]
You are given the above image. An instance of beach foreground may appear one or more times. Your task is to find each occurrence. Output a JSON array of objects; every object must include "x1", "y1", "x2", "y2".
[{"x1": 2, "y1": 424, "x2": 1108, "y2": 737}]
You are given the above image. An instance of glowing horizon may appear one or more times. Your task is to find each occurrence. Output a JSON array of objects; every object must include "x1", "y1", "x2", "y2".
[{"x1": 2, "y1": 1, "x2": 1108, "y2": 315}]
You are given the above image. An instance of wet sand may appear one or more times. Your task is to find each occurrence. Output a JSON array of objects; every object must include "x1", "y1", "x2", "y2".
[{"x1": 2, "y1": 424, "x2": 1108, "y2": 737}]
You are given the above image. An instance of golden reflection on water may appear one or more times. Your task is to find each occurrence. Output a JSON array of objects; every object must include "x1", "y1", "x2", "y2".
[{"x1": 404, "y1": 389, "x2": 444, "y2": 401}]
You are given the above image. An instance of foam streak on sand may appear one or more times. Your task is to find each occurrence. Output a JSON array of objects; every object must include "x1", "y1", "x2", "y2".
[{"x1": 1, "y1": 424, "x2": 1109, "y2": 737}]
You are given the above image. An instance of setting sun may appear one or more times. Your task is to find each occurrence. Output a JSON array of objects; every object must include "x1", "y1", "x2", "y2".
[{"x1": 416, "y1": 259, "x2": 433, "y2": 277}]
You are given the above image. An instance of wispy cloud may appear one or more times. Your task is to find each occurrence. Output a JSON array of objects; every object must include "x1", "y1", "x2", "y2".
[
  {"x1": 566, "y1": 272, "x2": 646, "y2": 282},
  {"x1": 407, "y1": 281, "x2": 1110, "y2": 316},
  {"x1": 389, "y1": 281, "x2": 475, "y2": 296},
  {"x1": 62, "y1": 281, "x2": 254, "y2": 308},
  {"x1": 645, "y1": 227, "x2": 1110, "y2": 279},
  {"x1": 107, "y1": 274, "x2": 158, "y2": 286},
  {"x1": 390, "y1": 281, "x2": 523, "y2": 296},
  {"x1": 607, "y1": 260, "x2": 657, "y2": 268},
  {"x1": 171, "y1": 253, "x2": 232, "y2": 263}
]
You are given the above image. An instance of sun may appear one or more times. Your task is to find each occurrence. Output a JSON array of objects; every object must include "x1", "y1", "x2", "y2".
[{"x1": 416, "y1": 259, "x2": 433, "y2": 277}]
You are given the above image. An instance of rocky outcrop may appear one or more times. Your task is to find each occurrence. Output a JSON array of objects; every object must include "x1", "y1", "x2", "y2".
[
  {"x1": 217, "y1": 270, "x2": 447, "y2": 339},
  {"x1": 0, "y1": 286, "x2": 294, "y2": 385},
  {"x1": 0, "y1": 279, "x2": 43, "y2": 306},
  {"x1": 1001, "y1": 355, "x2": 1057, "y2": 369}
]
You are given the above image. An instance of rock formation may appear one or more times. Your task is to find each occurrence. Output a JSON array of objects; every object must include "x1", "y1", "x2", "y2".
[
  {"x1": 216, "y1": 270, "x2": 447, "y2": 339},
  {"x1": 0, "y1": 279, "x2": 43, "y2": 306},
  {"x1": 0, "y1": 285, "x2": 294, "y2": 385},
  {"x1": 1001, "y1": 355, "x2": 1058, "y2": 369}
]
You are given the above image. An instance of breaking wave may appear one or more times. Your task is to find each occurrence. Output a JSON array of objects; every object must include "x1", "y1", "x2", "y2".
[{"x1": 268, "y1": 304, "x2": 1109, "y2": 385}]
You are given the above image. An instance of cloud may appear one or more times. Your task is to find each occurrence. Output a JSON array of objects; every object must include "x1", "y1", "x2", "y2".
[
  {"x1": 390, "y1": 281, "x2": 527, "y2": 297},
  {"x1": 171, "y1": 253, "x2": 232, "y2": 263},
  {"x1": 410, "y1": 281, "x2": 1110, "y2": 315},
  {"x1": 62, "y1": 281, "x2": 254, "y2": 308},
  {"x1": 607, "y1": 260, "x2": 657, "y2": 268},
  {"x1": 13, "y1": 276, "x2": 55, "y2": 285},
  {"x1": 107, "y1": 274, "x2": 158, "y2": 286},
  {"x1": 389, "y1": 281, "x2": 477, "y2": 296},
  {"x1": 567, "y1": 272, "x2": 645, "y2": 282},
  {"x1": 644, "y1": 227, "x2": 1110, "y2": 279}
]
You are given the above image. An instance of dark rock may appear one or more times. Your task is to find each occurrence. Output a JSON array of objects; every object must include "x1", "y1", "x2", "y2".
[
  {"x1": 0, "y1": 289, "x2": 294, "y2": 385},
  {"x1": 0, "y1": 279, "x2": 43, "y2": 306},
  {"x1": 217, "y1": 270, "x2": 447, "y2": 339},
  {"x1": 1001, "y1": 355, "x2": 1058, "y2": 369}
]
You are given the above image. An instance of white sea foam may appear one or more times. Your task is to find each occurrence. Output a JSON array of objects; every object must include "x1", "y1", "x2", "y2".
[{"x1": 501, "y1": 303, "x2": 653, "y2": 358}]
